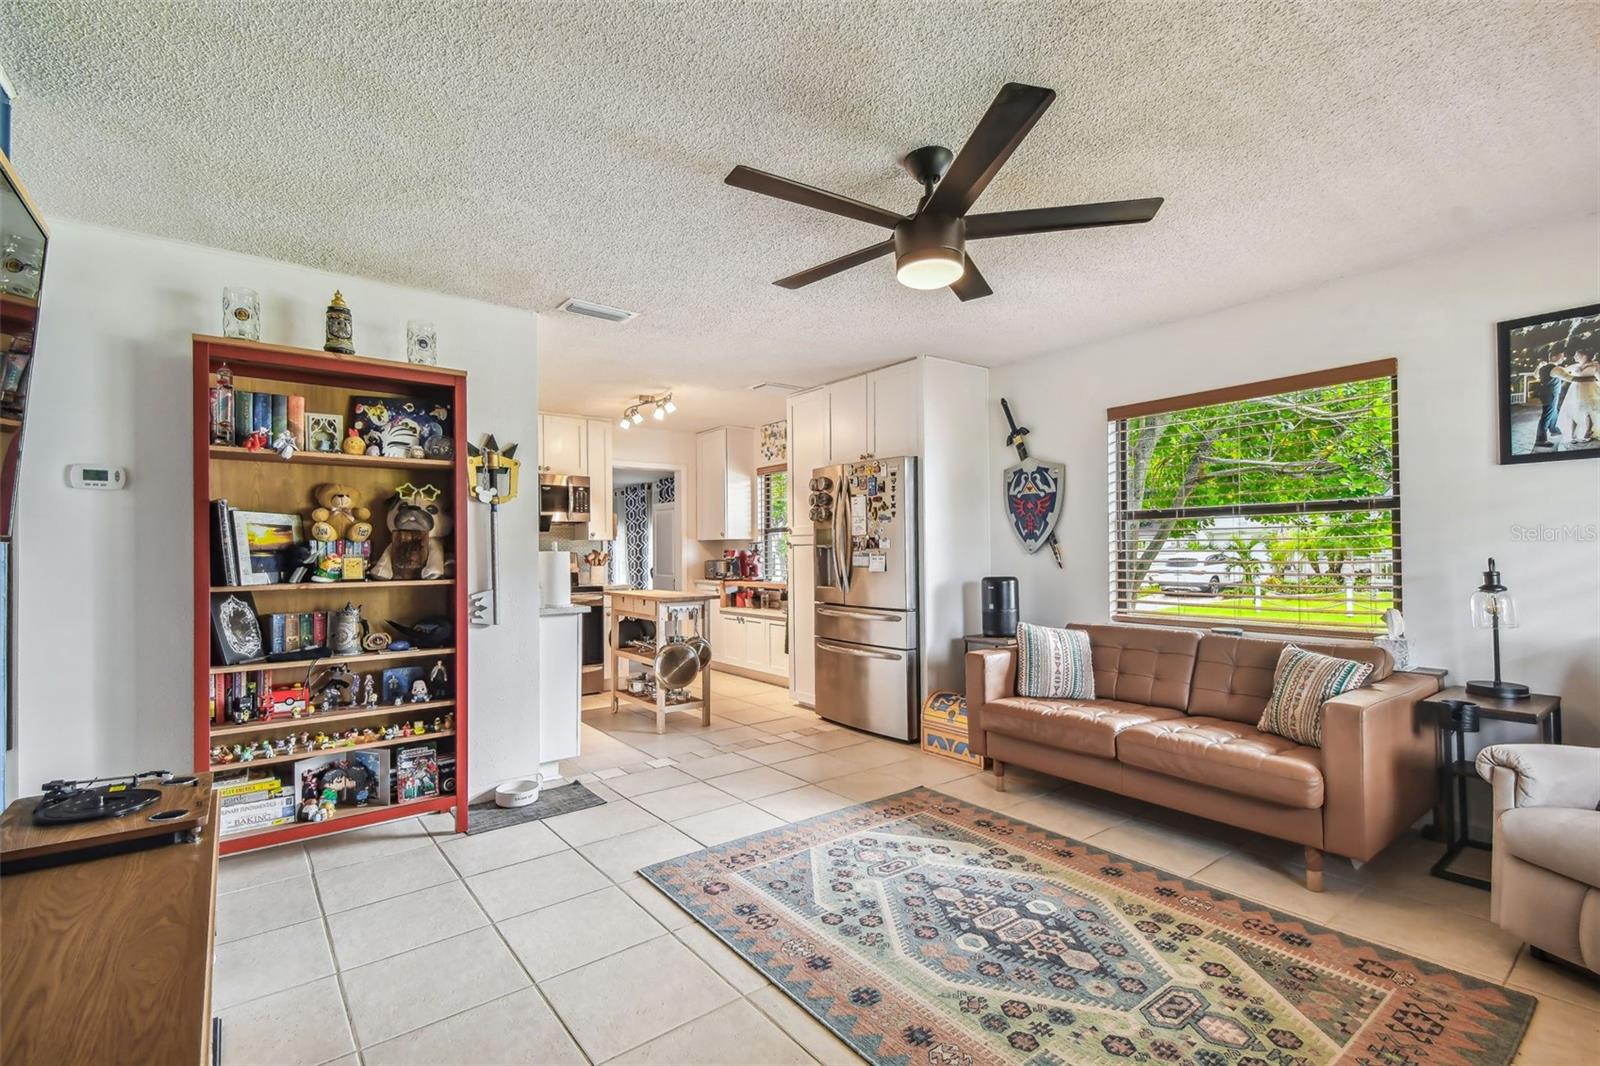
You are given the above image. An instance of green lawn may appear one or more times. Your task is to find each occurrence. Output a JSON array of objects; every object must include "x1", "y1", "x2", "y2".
[{"x1": 1136, "y1": 592, "x2": 1395, "y2": 630}]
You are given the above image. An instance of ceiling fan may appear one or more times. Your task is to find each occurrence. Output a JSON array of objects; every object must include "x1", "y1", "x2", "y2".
[{"x1": 725, "y1": 82, "x2": 1163, "y2": 302}]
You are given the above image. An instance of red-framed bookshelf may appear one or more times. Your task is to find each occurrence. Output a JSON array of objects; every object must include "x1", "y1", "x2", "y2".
[{"x1": 191, "y1": 334, "x2": 469, "y2": 854}]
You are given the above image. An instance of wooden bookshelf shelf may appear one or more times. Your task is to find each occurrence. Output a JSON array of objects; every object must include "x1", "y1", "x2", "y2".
[
  {"x1": 194, "y1": 333, "x2": 469, "y2": 849},
  {"x1": 210, "y1": 729, "x2": 455, "y2": 772},
  {"x1": 210, "y1": 699, "x2": 455, "y2": 737},
  {"x1": 209, "y1": 445, "x2": 453, "y2": 470},
  {"x1": 210, "y1": 578, "x2": 452, "y2": 593},
  {"x1": 219, "y1": 793, "x2": 455, "y2": 852},
  {"x1": 209, "y1": 646, "x2": 455, "y2": 676}
]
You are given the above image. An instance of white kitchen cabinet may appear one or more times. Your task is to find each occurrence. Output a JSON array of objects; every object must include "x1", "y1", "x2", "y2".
[
  {"x1": 788, "y1": 544, "x2": 816, "y2": 706},
  {"x1": 540, "y1": 413, "x2": 588, "y2": 475},
  {"x1": 716, "y1": 611, "x2": 749, "y2": 665},
  {"x1": 827, "y1": 376, "x2": 869, "y2": 463},
  {"x1": 695, "y1": 426, "x2": 755, "y2": 540},
  {"x1": 867, "y1": 360, "x2": 921, "y2": 458},
  {"x1": 767, "y1": 619, "x2": 789, "y2": 676},
  {"x1": 584, "y1": 418, "x2": 612, "y2": 540},
  {"x1": 786, "y1": 388, "x2": 831, "y2": 523},
  {"x1": 537, "y1": 608, "x2": 585, "y2": 781}
]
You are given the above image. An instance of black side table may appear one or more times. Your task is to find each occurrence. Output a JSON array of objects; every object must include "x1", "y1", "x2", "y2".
[{"x1": 1423, "y1": 686, "x2": 1563, "y2": 889}]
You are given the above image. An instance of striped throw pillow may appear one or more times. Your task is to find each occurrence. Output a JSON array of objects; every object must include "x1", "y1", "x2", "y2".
[
  {"x1": 1016, "y1": 623, "x2": 1095, "y2": 700},
  {"x1": 1257, "y1": 646, "x2": 1373, "y2": 747}
]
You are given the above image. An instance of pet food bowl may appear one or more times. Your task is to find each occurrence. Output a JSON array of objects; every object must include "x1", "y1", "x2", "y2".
[{"x1": 494, "y1": 777, "x2": 542, "y2": 808}]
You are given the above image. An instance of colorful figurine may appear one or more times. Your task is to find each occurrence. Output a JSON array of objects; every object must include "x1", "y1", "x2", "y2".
[
  {"x1": 341, "y1": 426, "x2": 367, "y2": 455},
  {"x1": 311, "y1": 554, "x2": 344, "y2": 583},
  {"x1": 409, "y1": 678, "x2": 430, "y2": 703},
  {"x1": 362, "y1": 673, "x2": 377, "y2": 707},
  {"x1": 412, "y1": 720, "x2": 426, "y2": 735},
  {"x1": 272, "y1": 429, "x2": 298, "y2": 460},
  {"x1": 243, "y1": 429, "x2": 270, "y2": 452},
  {"x1": 428, "y1": 660, "x2": 450, "y2": 699},
  {"x1": 442, "y1": 712, "x2": 454, "y2": 732}
]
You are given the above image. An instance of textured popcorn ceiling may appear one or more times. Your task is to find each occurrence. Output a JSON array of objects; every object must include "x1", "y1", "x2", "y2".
[{"x1": 2, "y1": 1, "x2": 1596, "y2": 430}]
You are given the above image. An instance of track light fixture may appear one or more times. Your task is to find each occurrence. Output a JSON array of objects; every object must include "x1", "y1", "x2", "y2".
[{"x1": 619, "y1": 392, "x2": 675, "y2": 430}]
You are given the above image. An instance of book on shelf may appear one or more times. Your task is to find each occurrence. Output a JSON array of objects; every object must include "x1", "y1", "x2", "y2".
[
  {"x1": 263, "y1": 611, "x2": 329, "y2": 656},
  {"x1": 218, "y1": 385, "x2": 311, "y2": 449}
]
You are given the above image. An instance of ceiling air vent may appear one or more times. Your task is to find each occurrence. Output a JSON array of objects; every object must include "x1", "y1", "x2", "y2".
[
  {"x1": 557, "y1": 298, "x2": 637, "y2": 323},
  {"x1": 748, "y1": 381, "x2": 803, "y2": 395}
]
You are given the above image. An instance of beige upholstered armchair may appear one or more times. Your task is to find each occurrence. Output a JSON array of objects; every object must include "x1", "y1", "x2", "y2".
[{"x1": 1475, "y1": 743, "x2": 1600, "y2": 973}]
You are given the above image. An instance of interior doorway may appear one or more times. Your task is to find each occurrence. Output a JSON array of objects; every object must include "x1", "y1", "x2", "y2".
[{"x1": 609, "y1": 465, "x2": 682, "y2": 590}]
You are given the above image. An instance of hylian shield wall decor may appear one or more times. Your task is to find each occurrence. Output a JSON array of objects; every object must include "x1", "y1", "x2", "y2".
[{"x1": 1004, "y1": 458, "x2": 1065, "y2": 554}]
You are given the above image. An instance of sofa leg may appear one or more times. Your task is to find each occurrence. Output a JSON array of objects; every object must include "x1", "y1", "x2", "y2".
[
  {"x1": 993, "y1": 760, "x2": 1006, "y2": 793},
  {"x1": 1304, "y1": 847, "x2": 1324, "y2": 893}
]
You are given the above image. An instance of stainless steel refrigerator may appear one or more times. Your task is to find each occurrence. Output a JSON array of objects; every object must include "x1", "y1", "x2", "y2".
[{"x1": 809, "y1": 456, "x2": 919, "y2": 740}]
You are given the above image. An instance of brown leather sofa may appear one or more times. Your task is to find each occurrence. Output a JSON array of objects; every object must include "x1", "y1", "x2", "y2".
[{"x1": 965, "y1": 623, "x2": 1441, "y2": 890}]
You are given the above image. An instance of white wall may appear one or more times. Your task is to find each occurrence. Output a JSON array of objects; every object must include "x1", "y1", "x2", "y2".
[
  {"x1": 988, "y1": 218, "x2": 1600, "y2": 745},
  {"x1": 612, "y1": 424, "x2": 721, "y2": 583},
  {"x1": 11, "y1": 219, "x2": 541, "y2": 800}
]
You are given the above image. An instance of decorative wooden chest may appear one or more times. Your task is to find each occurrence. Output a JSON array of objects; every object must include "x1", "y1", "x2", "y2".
[{"x1": 921, "y1": 690, "x2": 982, "y2": 766}]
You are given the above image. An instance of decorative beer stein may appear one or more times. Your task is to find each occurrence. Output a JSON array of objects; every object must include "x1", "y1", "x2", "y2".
[
  {"x1": 324, "y1": 290, "x2": 355, "y2": 355},
  {"x1": 330, "y1": 602, "x2": 367, "y2": 657}
]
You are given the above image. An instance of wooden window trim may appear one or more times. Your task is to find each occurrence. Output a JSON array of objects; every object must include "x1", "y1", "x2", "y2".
[
  {"x1": 1107, "y1": 358, "x2": 1397, "y2": 421},
  {"x1": 757, "y1": 463, "x2": 787, "y2": 476}
]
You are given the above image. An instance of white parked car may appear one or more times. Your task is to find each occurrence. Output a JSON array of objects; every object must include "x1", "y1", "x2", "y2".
[{"x1": 1147, "y1": 552, "x2": 1243, "y2": 595}]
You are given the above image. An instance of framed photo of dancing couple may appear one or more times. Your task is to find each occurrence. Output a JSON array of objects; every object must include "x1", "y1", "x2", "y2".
[{"x1": 1497, "y1": 302, "x2": 1600, "y2": 465}]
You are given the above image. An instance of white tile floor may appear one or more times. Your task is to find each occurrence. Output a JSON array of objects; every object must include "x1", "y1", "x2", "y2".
[{"x1": 216, "y1": 672, "x2": 1598, "y2": 1065}]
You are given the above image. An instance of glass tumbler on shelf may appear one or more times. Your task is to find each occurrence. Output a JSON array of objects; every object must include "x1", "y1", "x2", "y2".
[
  {"x1": 222, "y1": 286, "x2": 261, "y2": 340},
  {"x1": 406, "y1": 320, "x2": 437, "y2": 365}
]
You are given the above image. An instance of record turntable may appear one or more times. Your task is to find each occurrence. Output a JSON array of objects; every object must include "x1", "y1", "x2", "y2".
[{"x1": 1, "y1": 771, "x2": 213, "y2": 874}]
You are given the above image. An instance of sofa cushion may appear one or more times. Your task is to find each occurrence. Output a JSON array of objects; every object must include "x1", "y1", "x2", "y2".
[
  {"x1": 1016, "y1": 623, "x2": 1095, "y2": 700},
  {"x1": 1066, "y1": 623, "x2": 1202, "y2": 710},
  {"x1": 1257, "y1": 647, "x2": 1373, "y2": 747},
  {"x1": 1117, "y1": 717, "x2": 1325, "y2": 808},
  {"x1": 1191, "y1": 633, "x2": 1392, "y2": 724},
  {"x1": 983, "y1": 697, "x2": 1185, "y2": 760},
  {"x1": 1502, "y1": 807, "x2": 1600, "y2": 888}
]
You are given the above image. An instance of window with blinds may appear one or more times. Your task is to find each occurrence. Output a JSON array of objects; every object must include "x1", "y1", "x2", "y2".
[
  {"x1": 758, "y1": 468, "x2": 789, "y2": 582},
  {"x1": 1107, "y1": 359, "x2": 1400, "y2": 635}
]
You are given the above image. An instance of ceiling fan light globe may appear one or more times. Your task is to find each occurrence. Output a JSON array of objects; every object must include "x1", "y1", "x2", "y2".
[{"x1": 896, "y1": 251, "x2": 965, "y2": 290}]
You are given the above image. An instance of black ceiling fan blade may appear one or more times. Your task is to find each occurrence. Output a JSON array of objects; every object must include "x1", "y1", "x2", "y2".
[
  {"x1": 966, "y1": 197, "x2": 1164, "y2": 239},
  {"x1": 949, "y1": 257, "x2": 993, "y2": 302},
  {"x1": 774, "y1": 240, "x2": 896, "y2": 289},
  {"x1": 726, "y1": 165, "x2": 906, "y2": 229},
  {"x1": 924, "y1": 82, "x2": 1056, "y2": 219}
]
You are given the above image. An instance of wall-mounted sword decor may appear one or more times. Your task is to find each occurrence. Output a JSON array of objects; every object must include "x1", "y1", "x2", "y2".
[{"x1": 1000, "y1": 397, "x2": 1064, "y2": 568}]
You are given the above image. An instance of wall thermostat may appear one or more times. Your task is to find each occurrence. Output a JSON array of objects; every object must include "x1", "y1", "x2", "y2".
[{"x1": 66, "y1": 465, "x2": 127, "y2": 490}]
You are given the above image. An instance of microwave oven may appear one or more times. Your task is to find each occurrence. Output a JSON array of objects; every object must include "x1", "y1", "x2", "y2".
[
  {"x1": 705, "y1": 558, "x2": 740, "y2": 579},
  {"x1": 539, "y1": 474, "x2": 591, "y2": 525}
]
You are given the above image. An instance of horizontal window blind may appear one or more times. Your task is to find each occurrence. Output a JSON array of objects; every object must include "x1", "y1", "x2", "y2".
[
  {"x1": 1107, "y1": 362, "x2": 1400, "y2": 634},
  {"x1": 758, "y1": 470, "x2": 789, "y2": 582}
]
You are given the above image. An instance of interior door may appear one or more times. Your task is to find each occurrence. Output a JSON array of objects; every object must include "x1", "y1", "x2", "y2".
[{"x1": 651, "y1": 501, "x2": 679, "y2": 590}]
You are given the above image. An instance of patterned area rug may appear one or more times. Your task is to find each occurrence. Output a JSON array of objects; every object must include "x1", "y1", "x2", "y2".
[{"x1": 642, "y1": 788, "x2": 1533, "y2": 1066}]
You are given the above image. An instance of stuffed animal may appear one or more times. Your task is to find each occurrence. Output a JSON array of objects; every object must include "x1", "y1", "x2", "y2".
[
  {"x1": 309, "y1": 483, "x2": 373, "y2": 547},
  {"x1": 371, "y1": 483, "x2": 451, "y2": 580}
]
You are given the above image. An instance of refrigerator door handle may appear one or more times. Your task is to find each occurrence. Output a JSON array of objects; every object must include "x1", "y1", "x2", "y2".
[
  {"x1": 834, "y1": 482, "x2": 851, "y2": 596},
  {"x1": 817, "y1": 605, "x2": 902, "y2": 622},
  {"x1": 816, "y1": 639, "x2": 903, "y2": 661}
]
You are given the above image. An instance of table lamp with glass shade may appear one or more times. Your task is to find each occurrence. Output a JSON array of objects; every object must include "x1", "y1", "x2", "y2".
[{"x1": 1466, "y1": 557, "x2": 1528, "y2": 700}]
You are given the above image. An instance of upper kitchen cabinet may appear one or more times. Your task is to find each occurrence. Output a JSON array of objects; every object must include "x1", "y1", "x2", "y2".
[
  {"x1": 785, "y1": 387, "x2": 831, "y2": 532},
  {"x1": 540, "y1": 413, "x2": 588, "y2": 474},
  {"x1": 867, "y1": 360, "x2": 921, "y2": 457},
  {"x1": 827, "y1": 376, "x2": 869, "y2": 462},
  {"x1": 695, "y1": 425, "x2": 755, "y2": 540}
]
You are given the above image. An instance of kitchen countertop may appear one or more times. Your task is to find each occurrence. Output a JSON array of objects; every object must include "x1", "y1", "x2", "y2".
[
  {"x1": 539, "y1": 604, "x2": 591, "y2": 617},
  {"x1": 721, "y1": 607, "x2": 786, "y2": 620}
]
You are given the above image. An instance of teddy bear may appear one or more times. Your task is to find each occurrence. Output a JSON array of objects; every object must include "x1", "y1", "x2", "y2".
[
  {"x1": 371, "y1": 482, "x2": 452, "y2": 580},
  {"x1": 309, "y1": 483, "x2": 373, "y2": 548}
]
